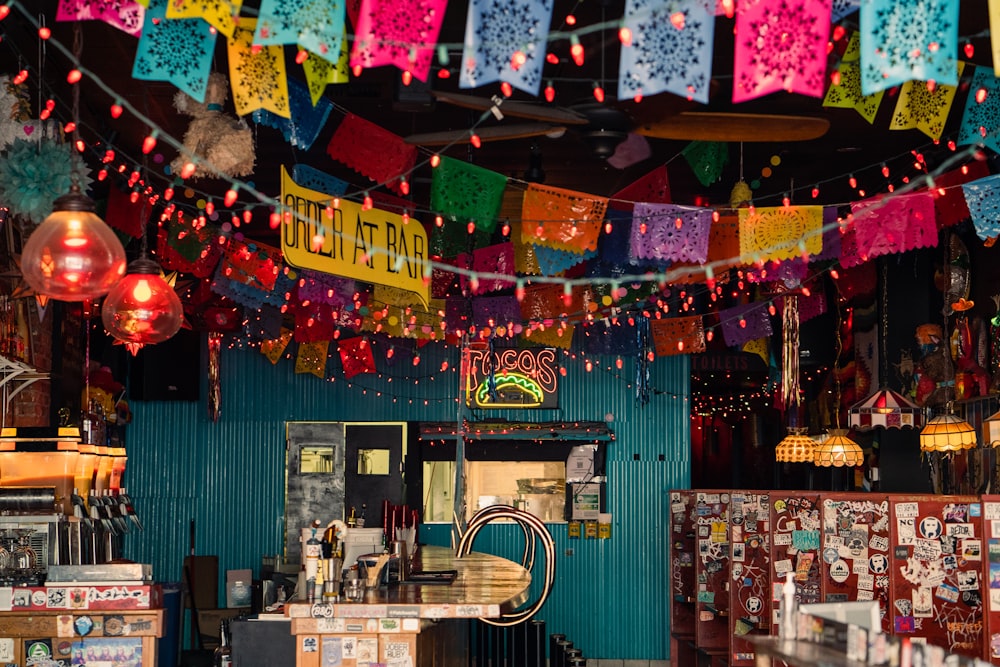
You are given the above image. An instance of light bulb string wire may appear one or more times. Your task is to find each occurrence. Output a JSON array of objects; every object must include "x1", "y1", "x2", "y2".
[{"x1": 3, "y1": 3, "x2": 988, "y2": 304}]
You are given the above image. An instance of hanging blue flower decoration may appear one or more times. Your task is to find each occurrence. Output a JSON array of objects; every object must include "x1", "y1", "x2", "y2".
[{"x1": 0, "y1": 138, "x2": 92, "y2": 222}]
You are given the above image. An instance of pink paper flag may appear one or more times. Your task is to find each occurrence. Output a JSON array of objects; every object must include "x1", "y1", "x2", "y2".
[
  {"x1": 732, "y1": 0, "x2": 832, "y2": 102},
  {"x1": 349, "y1": 0, "x2": 449, "y2": 81},
  {"x1": 850, "y1": 192, "x2": 939, "y2": 260},
  {"x1": 57, "y1": 0, "x2": 145, "y2": 37}
]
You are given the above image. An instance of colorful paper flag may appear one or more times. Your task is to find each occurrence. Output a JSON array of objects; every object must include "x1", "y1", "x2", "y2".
[
  {"x1": 618, "y1": 0, "x2": 715, "y2": 104},
  {"x1": 57, "y1": 0, "x2": 145, "y2": 36},
  {"x1": 738, "y1": 206, "x2": 823, "y2": 263},
  {"x1": 962, "y1": 173, "x2": 1000, "y2": 239},
  {"x1": 430, "y1": 157, "x2": 508, "y2": 234},
  {"x1": 132, "y1": 0, "x2": 216, "y2": 102},
  {"x1": 630, "y1": 204, "x2": 713, "y2": 264},
  {"x1": 254, "y1": 0, "x2": 345, "y2": 66},
  {"x1": 822, "y1": 33, "x2": 884, "y2": 123},
  {"x1": 326, "y1": 113, "x2": 416, "y2": 194},
  {"x1": 889, "y1": 63, "x2": 964, "y2": 140},
  {"x1": 296, "y1": 340, "x2": 330, "y2": 377},
  {"x1": 732, "y1": 0, "x2": 832, "y2": 102},
  {"x1": 859, "y1": 0, "x2": 959, "y2": 96},
  {"x1": 521, "y1": 184, "x2": 608, "y2": 254},
  {"x1": 959, "y1": 66, "x2": 1000, "y2": 155},
  {"x1": 850, "y1": 192, "x2": 938, "y2": 258},
  {"x1": 350, "y1": 0, "x2": 449, "y2": 82},
  {"x1": 228, "y1": 18, "x2": 290, "y2": 118},
  {"x1": 459, "y1": 0, "x2": 554, "y2": 95},
  {"x1": 166, "y1": 0, "x2": 241, "y2": 37},
  {"x1": 651, "y1": 315, "x2": 706, "y2": 356}
]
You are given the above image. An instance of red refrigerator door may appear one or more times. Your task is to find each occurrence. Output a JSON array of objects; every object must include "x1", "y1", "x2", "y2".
[
  {"x1": 820, "y1": 493, "x2": 892, "y2": 634},
  {"x1": 728, "y1": 491, "x2": 772, "y2": 666},
  {"x1": 769, "y1": 491, "x2": 823, "y2": 636},
  {"x1": 979, "y1": 495, "x2": 1000, "y2": 660},
  {"x1": 669, "y1": 490, "x2": 697, "y2": 641},
  {"x1": 693, "y1": 490, "x2": 732, "y2": 656},
  {"x1": 889, "y1": 495, "x2": 984, "y2": 659}
]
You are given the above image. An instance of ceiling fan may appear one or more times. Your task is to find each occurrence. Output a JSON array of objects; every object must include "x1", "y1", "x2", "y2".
[{"x1": 404, "y1": 90, "x2": 832, "y2": 158}]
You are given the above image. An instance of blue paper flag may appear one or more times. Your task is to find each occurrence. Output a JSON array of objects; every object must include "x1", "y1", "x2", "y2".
[
  {"x1": 618, "y1": 0, "x2": 715, "y2": 104},
  {"x1": 292, "y1": 164, "x2": 349, "y2": 197},
  {"x1": 251, "y1": 79, "x2": 334, "y2": 150},
  {"x1": 459, "y1": 0, "x2": 554, "y2": 96},
  {"x1": 959, "y1": 66, "x2": 1000, "y2": 156},
  {"x1": 533, "y1": 245, "x2": 597, "y2": 276},
  {"x1": 961, "y1": 173, "x2": 1000, "y2": 240},
  {"x1": 255, "y1": 0, "x2": 346, "y2": 64},
  {"x1": 831, "y1": 0, "x2": 859, "y2": 21},
  {"x1": 132, "y1": 0, "x2": 217, "y2": 102},
  {"x1": 859, "y1": 0, "x2": 958, "y2": 96}
]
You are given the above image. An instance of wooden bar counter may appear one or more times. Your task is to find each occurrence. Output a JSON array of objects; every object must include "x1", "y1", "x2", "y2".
[
  {"x1": 285, "y1": 546, "x2": 532, "y2": 667},
  {"x1": 0, "y1": 607, "x2": 164, "y2": 667}
]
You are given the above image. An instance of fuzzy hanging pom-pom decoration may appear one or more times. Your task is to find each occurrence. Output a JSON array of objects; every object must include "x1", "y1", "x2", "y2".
[
  {"x1": 170, "y1": 72, "x2": 255, "y2": 180},
  {"x1": 0, "y1": 137, "x2": 92, "y2": 222},
  {"x1": 729, "y1": 180, "x2": 752, "y2": 208}
]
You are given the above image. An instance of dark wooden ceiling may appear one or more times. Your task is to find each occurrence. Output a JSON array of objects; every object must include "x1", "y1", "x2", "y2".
[{"x1": 2, "y1": 1, "x2": 994, "y2": 244}]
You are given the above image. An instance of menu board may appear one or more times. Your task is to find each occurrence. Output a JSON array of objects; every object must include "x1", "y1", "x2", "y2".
[
  {"x1": 729, "y1": 491, "x2": 771, "y2": 666},
  {"x1": 693, "y1": 490, "x2": 731, "y2": 654},
  {"x1": 821, "y1": 493, "x2": 892, "y2": 633},
  {"x1": 770, "y1": 492, "x2": 822, "y2": 635},
  {"x1": 669, "y1": 490, "x2": 697, "y2": 640},
  {"x1": 890, "y1": 495, "x2": 983, "y2": 659}
]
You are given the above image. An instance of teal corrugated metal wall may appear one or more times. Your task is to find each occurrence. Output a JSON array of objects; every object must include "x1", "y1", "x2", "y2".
[{"x1": 125, "y1": 340, "x2": 689, "y2": 660}]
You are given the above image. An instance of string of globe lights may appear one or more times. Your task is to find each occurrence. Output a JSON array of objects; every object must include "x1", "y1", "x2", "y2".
[{"x1": 3, "y1": 4, "x2": 995, "y2": 341}]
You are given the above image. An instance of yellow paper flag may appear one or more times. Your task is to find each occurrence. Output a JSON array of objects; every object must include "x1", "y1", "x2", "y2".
[
  {"x1": 261, "y1": 328, "x2": 293, "y2": 365},
  {"x1": 525, "y1": 324, "x2": 574, "y2": 349},
  {"x1": 166, "y1": 0, "x2": 242, "y2": 38},
  {"x1": 227, "y1": 18, "x2": 290, "y2": 118},
  {"x1": 889, "y1": 63, "x2": 965, "y2": 140},
  {"x1": 742, "y1": 337, "x2": 769, "y2": 366},
  {"x1": 738, "y1": 206, "x2": 823, "y2": 263},
  {"x1": 302, "y1": 35, "x2": 350, "y2": 106},
  {"x1": 822, "y1": 34, "x2": 884, "y2": 124},
  {"x1": 295, "y1": 340, "x2": 330, "y2": 378}
]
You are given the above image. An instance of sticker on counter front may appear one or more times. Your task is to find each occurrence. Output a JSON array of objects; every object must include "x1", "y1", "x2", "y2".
[
  {"x1": 957, "y1": 569, "x2": 979, "y2": 591},
  {"x1": 357, "y1": 639, "x2": 378, "y2": 664},
  {"x1": 705, "y1": 493, "x2": 720, "y2": 504},
  {"x1": 773, "y1": 532, "x2": 791, "y2": 546},
  {"x1": 317, "y1": 618, "x2": 345, "y2": 633},
  {"x1": 913, "y1": 538, "x2": 942, "y2": 561},
  {"x1": 985, "y1": 503, "x2": 1000, "y2": 521},
  {"x1": 0, "y1": 638, "x2": 13, "y2": 662},
  {"x1": 302, "y1": 637, "x2": 318, "y2": 653},
  {"x1": 857, "y1": 589, "x2": 874, "y2": 601},
  {"x1": 792, "y1": 529, "x2": 819, "y2": 551},
  {"x1": 936, "y1": 583, "x2": 960, "y2": 603},
  {"x1": 795, "y1": 553, "x2": 815, "y2": 582},
  {"x1": 853, "y1": 560, "x2": 869, "y2": 575},
  {"x1": 990, "y1": 589, "x2": 1000, "y2": 611},
  {"x1": 322, "y1": 637, "x2": 343, "y2": 667},
  {"x1": 912, "y1": 588, "x2": 933, "y2": 617},
  {"x1": 896, "y1": 502, "x2": 920, "y2": 519},
  {"x1": 919, "y1": 516, "x2": 943, "y2": 539},
  {"x1": 822, "y1": 547, "x2": 840, "y2": 564},
  {"x1": 825, "y1": 534, "x2": 845, "y2": 548},
  {"x1": 829, "y1": 559, "x2": 850, "y2": 583},
  {"x1": 993, "y1": 520, "x2": 1000, "y2": 538},
  {"x1": 869, "y1": 535, "x2": 889, "y2": 552},
  {"x1": 857, "y1": 573, "x2": 875, "y2": 590},
  {"x1": 869, "y1": 554, "x2": 888, "y2": 574},
  {"x1": 962, "y1": 539, "x2": 982, "y2": 560},
  {"x1": 384, "y1": 641, "x2": 410, "y2": 661},
  {"x1": 774, "y1": 558, "x2": 793, "y2": 575},
  {"x1": 698, "y1": 591, "x2": 715, "y2": 603},
  {"x1": 895, "y1": 616, "x2": 916, "y2": 633},
  {"x1": 897, "y1": 518, "x2": 916, "y2": 545},
  {"x1": 946, "y1": 523, "x2": 975, "y2": 538}
]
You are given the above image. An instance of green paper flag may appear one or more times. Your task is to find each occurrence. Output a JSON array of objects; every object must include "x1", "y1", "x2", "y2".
[
  {"x1": 682, "y1": 141, "x2": 729, "y2": 187},
  {"x1": 430, "y1": 156, "x2": 507, "y2": 234}
]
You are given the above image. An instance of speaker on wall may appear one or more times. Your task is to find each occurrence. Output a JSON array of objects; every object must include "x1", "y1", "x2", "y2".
[{"x1": 128, "y1": 328, "x2": 201, "y2": 401}]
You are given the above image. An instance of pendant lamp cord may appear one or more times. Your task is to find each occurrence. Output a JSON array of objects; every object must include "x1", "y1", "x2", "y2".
[{"x1": 69, "y1": 23, "x2": 82, "y2": 188}]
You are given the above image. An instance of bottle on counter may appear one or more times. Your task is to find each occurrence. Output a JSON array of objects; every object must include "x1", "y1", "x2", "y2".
[{"x1": 214, "y1": 619, "x2": 232, "y2": 667}]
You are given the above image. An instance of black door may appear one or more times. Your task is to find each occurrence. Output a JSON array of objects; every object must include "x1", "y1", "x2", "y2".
[{"x1": 343, "y1": 423, "x2": 406, "y2": 529}]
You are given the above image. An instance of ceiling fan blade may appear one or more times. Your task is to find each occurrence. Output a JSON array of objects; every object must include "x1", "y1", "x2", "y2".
[
  {"x1": 636, "y1": 112, "x2": 831, "y2": 142},
  {"x1": 433, "y1": 91, "x2": 590, "y2": 125},
  {"x1": 405, "y1": 123, "x2": 567, "y2": 146}
]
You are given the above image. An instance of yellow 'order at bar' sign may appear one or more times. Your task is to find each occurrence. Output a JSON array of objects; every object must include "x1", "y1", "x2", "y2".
[{"x1": 280, "y1": 166, "x2": 430, "y2": 306}]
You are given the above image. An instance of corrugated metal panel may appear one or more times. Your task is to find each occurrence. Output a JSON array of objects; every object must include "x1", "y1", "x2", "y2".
[{"x1": 125, "y1": 342, "x2": 690, "y2": 660}]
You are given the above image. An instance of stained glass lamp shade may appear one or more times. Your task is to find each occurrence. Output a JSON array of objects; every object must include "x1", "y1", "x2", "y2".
[
  {"x1": 813, "y1": 429, "x2": 865, "y2": 467},
  {"x1": 775, "y1": 427, "x2": 816, "y2": 463},
  {"x1": 919, "y1": 413, "x2": 978, "y2": 452}
]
